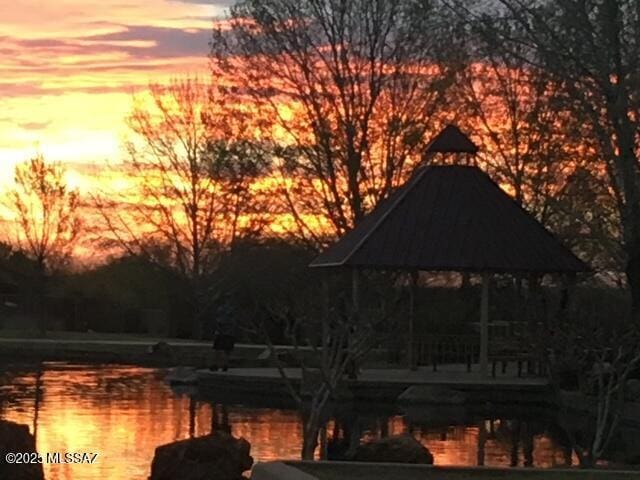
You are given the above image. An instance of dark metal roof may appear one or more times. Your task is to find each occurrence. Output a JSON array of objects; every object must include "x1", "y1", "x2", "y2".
[
  {"x1": 310, "y1": 165, "x2": 589, "y2": 273},
  {"x1": 425, "y1": 125, "x2": 479, "y2": 154}
]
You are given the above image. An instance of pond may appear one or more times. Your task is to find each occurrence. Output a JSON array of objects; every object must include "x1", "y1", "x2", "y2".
[{"x1": 0, "y1": 362, "x2": 580, "y2": 480}]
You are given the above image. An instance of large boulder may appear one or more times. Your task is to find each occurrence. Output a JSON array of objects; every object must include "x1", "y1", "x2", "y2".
[
  {"x1": 626, "y1": 379, "x2": 640, "y2": 402},
  {"x1": 149, "y1": 431, "x2": 253, "y2": 480},
  {"x1": 148, "y1": 341, "x2": 173, "y2": 360},
  {"x1": 0, "y1": 420, "x2": 44, "y2": 480},
  {"x1": 166, "y1": 367, "x2": 198, "y2": 385},
  {"x1": 348, "y1": 434, "x2": 434, "y2": 464}
]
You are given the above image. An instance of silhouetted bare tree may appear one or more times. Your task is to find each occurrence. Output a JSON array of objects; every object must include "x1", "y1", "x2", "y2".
[
  {"x1": 450, "y1": 0, "x2": 640, "y2": 318},
  {"x1": 546, "y1": 316, "x2": 640, "y2": 467},
  {"x1": 211, "y1": 0, "x2": 465, "y2": 245},
  {"x1": 458, "y1": 37, "x2": 620, "y2": 271},
  {"x1": 94, "y1": 78, "x2": 270, "y2": 337},
  {"x1": 256, "y1": 275, "x2": 403, "y2": 460},
  {"x1": 9, "y1": 154, "x2": 81, "y2": 274},
  {"x1": 7, "y1": 154, "x2": 81, "y2": 332}
]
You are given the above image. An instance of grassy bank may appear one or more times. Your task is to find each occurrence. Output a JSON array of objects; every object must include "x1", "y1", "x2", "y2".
[
  {"x1": 0, "y1": 330, "x2": 214, "y2": 367},
  {"x1": 0, "y1": 329, "x2": 276, "y2": 368},
  {"x1": 0, "y1": 329, "x2": 207, "y2": 344}
]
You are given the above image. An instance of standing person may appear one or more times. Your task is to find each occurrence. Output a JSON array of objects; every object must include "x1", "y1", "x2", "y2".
[{"x1": 211, "y1": 293, "x2": 236, "y2": 372}]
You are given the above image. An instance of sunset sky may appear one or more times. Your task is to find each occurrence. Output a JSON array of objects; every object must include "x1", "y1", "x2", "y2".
[{"x1": 1, "y1": 0, "x2": 232, "y2": 184}]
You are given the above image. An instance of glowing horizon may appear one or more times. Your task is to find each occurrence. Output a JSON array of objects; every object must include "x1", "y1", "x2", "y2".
[{"x1": 2, "y1": 2, "x2": 586, "y2": 266}]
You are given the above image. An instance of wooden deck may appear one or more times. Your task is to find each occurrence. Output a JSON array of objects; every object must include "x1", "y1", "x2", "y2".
[{"x1": 195, "y1": 364, "x2": 551, "y2": 404}]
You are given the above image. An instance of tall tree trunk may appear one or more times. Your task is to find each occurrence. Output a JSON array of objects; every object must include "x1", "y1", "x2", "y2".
[
  {"x1": 301, "y1": 409, "x2": 322, "y2": 460},
  {"x1": 301, "y1": 388, "x2": 331, "y2": 460},
  {"x1": 35, "y1": 266, "x2": 46, "y2": 335},
  {"x1": 619, "y1": 179, "x2": 640, "y2": 323},
  {"x1": 608, "y1": 76, "x2": 640, "y2": 323},
  {"x1": 625, "y1": 240, "x2": 640, "y2": 322},
  {"x1": 191, "y1": 276, "x2": 205, "y2": 339}
]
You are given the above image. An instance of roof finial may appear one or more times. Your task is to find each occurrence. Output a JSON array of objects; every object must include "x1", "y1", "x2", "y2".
[{"x1": 423, "y1": 125, "x2": 479, "y2": 165}]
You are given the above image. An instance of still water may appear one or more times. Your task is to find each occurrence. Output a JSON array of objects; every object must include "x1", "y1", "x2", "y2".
[{"x1": 0, "y1": 363, "x2": 577, "y2": 480}]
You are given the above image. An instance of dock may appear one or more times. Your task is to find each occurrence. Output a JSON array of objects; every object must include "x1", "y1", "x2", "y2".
[{"x1": 196, "y1": 365, "x2": 551, "y2": 404}]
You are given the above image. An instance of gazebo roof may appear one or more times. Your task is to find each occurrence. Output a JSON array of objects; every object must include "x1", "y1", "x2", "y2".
[{"x1": 310, "y1": 165, "x2": 589, "y2": 274}]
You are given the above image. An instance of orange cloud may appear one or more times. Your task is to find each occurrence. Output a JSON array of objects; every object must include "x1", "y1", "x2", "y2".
[{"x1": 0, "y1": 0, "x2": 233, "y2": 167}]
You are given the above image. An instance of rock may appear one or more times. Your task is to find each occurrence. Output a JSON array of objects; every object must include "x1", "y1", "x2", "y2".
[
  {"x1": 397, "y1": 385, "x2": 466, "y2": 405},
  {"x1": 348, "y1": 434, "x2": 434, "y2": 464},
  {"x1": 0, "y1": 420, "x2": 44, "y2": 480},
  {"x1": 257, "y1": 348, "x2": 299, "y2": 366},
  {"x1": 626, "y1": 379, "x2": 640, "y2": 402},
  {"x1": 166, "y1": 367, "x2": 197, "y2": 385},
  {"x1": 148, "y1": 341, "x2": 173, "y2": 358},
  {"x1": 150, "y1": 431, "x2": 253, "y2": 480},
  {"x1": 257, "y1": 349, "x2": 271, "y2": 361}
]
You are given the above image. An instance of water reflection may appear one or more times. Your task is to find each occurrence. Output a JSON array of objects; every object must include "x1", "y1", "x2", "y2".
[
  {"x1": 0, "y1": 363, "x2": 578, "y2": 480},
  {"x1": 322, "y1": 405, "x2": 576, "y2": 468}
]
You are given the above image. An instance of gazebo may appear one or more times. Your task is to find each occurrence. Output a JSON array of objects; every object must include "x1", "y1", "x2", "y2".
[{"x1": 310, "y1": 125, "x2": 589, "y2": 375}]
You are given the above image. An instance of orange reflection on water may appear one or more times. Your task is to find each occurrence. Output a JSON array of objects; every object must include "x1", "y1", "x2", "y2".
[
  {"x1": 0, "y1": 364, "x2": 307, "y2": 480},
  {"x1": 0, "y1": 363, "x2": 580, "y2": 480},
  {"x1": 1, "y1": 365, "x2": 198, "y2": 479},
  {"x1": 228, "y1": 408, "x2": 304, "y2": 463}
]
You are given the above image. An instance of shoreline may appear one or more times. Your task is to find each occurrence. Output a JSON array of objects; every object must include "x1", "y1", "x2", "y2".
[
  {"x1": 0, "y1": 334, "x2": 272, "y2": 368},
  {"x1": 0, "y1": 333, "x2": 555, "y2": 405}
]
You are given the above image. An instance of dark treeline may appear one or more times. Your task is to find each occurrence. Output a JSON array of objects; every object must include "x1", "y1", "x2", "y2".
[{"x1": 2, "y1": 0, "x2": 637, "y2": 337}]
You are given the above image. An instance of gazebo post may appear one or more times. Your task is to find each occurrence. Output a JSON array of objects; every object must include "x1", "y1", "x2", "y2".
[
  {"x1": 351, "y1": 268, "x2": 360, "y2": 314},
  {"x1": 350, "y1": 268, "x2": 360, "y2": 378},
  {"x1": 322, "y1": 274, "x2": 330, "y2": 369},
  {"x1": 479, "y1": 273, "x2": 490, "y2": 376},
  {"x1": 408, "y1": 271, "x2": 418, "y2": 370}
]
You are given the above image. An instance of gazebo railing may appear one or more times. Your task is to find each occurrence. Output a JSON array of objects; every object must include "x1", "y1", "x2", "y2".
[
  {"x1": 407, "y1": 333, "x2": 542, "y2": 377},
  {"x1": 378, "y1": 327, "x2": 543, "y2": 377},
  {"x1": 411, "y1": 334, "x2": 479, "y2": 372}
]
